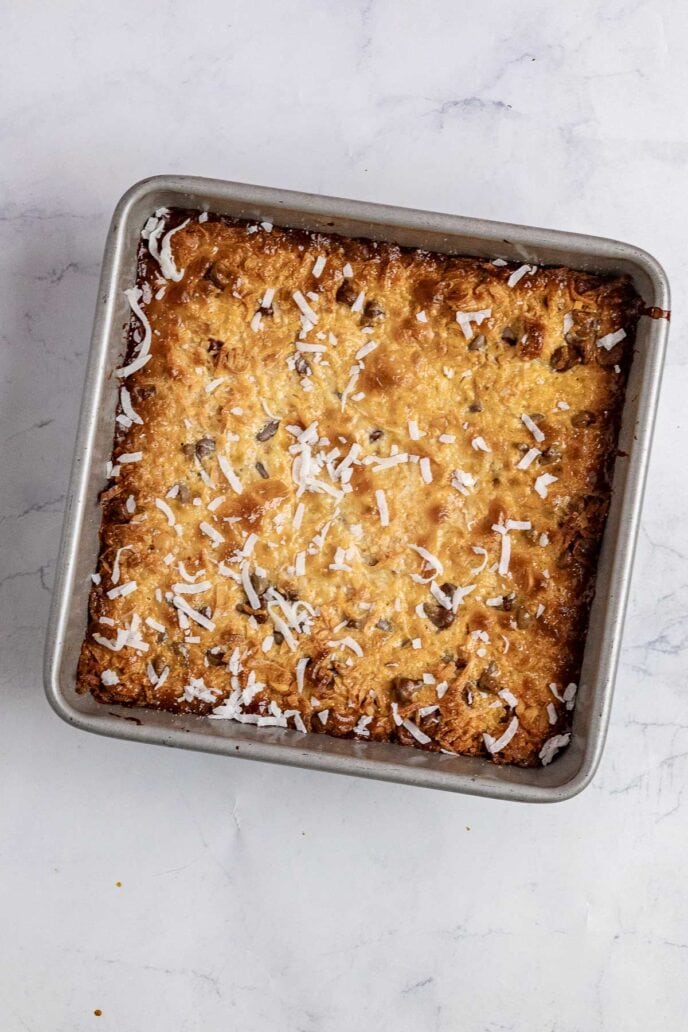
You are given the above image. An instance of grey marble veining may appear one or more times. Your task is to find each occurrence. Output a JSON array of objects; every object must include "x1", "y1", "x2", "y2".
[{"x1": 2, "y1": 2, "x2": 687, "y2": 1029}]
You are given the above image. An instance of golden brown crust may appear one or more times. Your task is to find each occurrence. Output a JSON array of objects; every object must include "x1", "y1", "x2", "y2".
[{"x1": 77, "y1": 209, "x2": 642, "y2": 766}]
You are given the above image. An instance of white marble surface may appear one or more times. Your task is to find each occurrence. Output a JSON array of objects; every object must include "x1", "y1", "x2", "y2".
[{"x1": 2, "y1": 2, "x2": 687, "y2": 1029}]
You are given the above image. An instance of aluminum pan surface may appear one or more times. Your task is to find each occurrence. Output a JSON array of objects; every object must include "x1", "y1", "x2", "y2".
[{"x1": 44, "y1": 175, "x2": 670, "y2": 802}]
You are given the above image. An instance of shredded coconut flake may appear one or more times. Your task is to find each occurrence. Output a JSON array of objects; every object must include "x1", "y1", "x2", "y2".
[
  {"x1": 92, "y1": 630, "x2": 127, "y2": 652},
  {"x1": 218, "y1": 454, "x2": 243, "y2": 494},
  {"x1": 260, "y1": 288, "x2": 275, "y2": 311},
  {"x1": 564, "y1": 682, "x2": 578, "y2": 710},
  {"x1": 492, "y1": 524, "x2": 512, "y2": 576},
  {"x1": 456, "y1": 308, "x2": 491, "y2": 341},
  {"x1": 293, "y1": 290, "x2": 318, "y2": 323},
  {"x1": 499, "y1": 688, "x2": 519, "y2": 709},
  {"x1": 116, "y1": 287, "x2": 153, "y2": 378},
  {"x1": 333, "y1": 442, "x2": 361, "y2": 481},
  {"x1": 471, "y1": 436, "x2": 491, "y2": 453},
  {"x1": 372, "y1": 452, "x2": 409, "y2": 472},
  {"x1": 110, "y1": 545, "x2": 133, "y2": 585},
  {"x1": 155, "y1": 498, "x2": 176, "y2": 527},
  {"x1": 172, "y1": 594, "x2": 215, "y2": 631},
  {"x1": 470, "y1": 546, "x2": 488, "y2": 575},
  {"x1": 295, "y1": 657, "x2": 309, "y2": 693},
  {"x1": 353, "y1": 714, "x2": 373, "y2": 737},
  {"x1": 506, "y1": 519, "x2": 531, "y2": 532},
  {"x1": 539, "y1": 733, "x2": 571, "y2": 765},
  {"x1": 596, "y1": 328, "x2": 626, "y2": 351},
  {"x1": 183, "y1": 676, "x2": 216, "y2": 704},
  {"x1": 171, "y1": 580, "x2": 212, "y2": 595},
  {"x1": 340, "y1": 365, "x2": 360, "y2": 411},
  {"x1": 120, "y1": 386, "x2": 143, "y2": 425},
  {"x1": 451, "y1": 468, "x2": 476, "y2": 496},
  {"x1": 429, "y1": 581, "x2": 452, "y2": 610},
  {"x1": 199, "y1": 521, "x2": 224, "y2": 547},
  {"x1": 409, "y1": 544, "x2": 443, "y2": 583},
  {"x1": 150, "y1": 218, "x2": 190, "y2": 281},
  {"x1": 355, "y1": 339, "x2": 378, "y2": 360},
  {"x1": 402, "y1": 718, "x2": 431, "y2": 745},
  {"x1": 296, "y1": 342, "x2": 326, "y2": 354},
  {"x1": 451, "y1": 584, "x2": 476, "y2": 612},
  {"x1": 177, "y1": 561, "x2": 204, "y2": 583},
  {"x1": 483, "y1": 715, "x2": 519, "y2": 755},
  {"x1": 534, "y1": 472, "x2": 558, "y2": 499},
  {"x1": 521, "y1": 413, "x2": 545, "y2": 443},
  {"x1": 327, "y1": 636, "x2": 363, "y2": 658},
  {"x1": 240, "y1": 561, "x2": 261, "y2": 609},
  {"x1": 145, "y1": 617, "x2": 166, "y2": 633},
  {"x1": 284, "y1": 709, "x2": 307, "y2": 733},
  {"x1": 507, "y1": 264, "x2": 536, "y2": 288},
  {"x1": 375, "y1": 489, "x2": 389, "y2": 527},
  {"x1": 516, "y1": 447, "x2": 540, "y2": 470}
]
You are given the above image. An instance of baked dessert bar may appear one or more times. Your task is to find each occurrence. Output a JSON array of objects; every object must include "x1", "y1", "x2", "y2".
[{"x1": 77, "y1": 209, "x2": 642, "y2": 766}]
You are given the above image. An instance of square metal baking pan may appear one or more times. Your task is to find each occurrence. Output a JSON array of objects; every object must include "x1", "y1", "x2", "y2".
[{"x1": 44, "y1": 175, "x2": 670, "y2": 802}]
